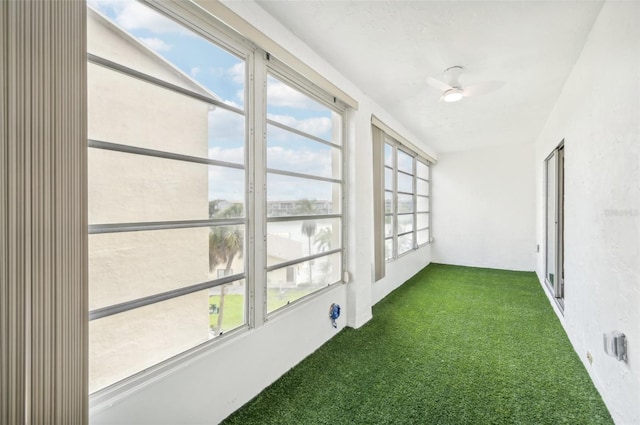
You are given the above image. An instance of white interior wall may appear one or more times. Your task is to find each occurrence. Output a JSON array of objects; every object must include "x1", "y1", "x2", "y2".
[
  {"x1": 372, "y1": 245, "x2": 433, "y2": 305},
  {"x1": 89, "y1": 1, "x2": 436, "y2": 423},
  {"x1": 432, "y1": 143, "x2": 536, "y2": 271},
  {"x1": 534, "y1": 2, "x2": 639, "y2": 424}
]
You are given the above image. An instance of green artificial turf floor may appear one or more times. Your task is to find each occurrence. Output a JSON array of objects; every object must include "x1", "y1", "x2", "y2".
[{"x1": 222, "y1": 264, "x2": 613, "y2": 425}]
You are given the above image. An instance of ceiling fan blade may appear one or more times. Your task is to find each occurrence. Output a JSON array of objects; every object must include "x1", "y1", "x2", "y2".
[
  {"x1": 463, "y1": 81, "x2": 505, "y2": 97},
  {"x1": 427, "y1": 76, "x2": 452, "y2": 92}
]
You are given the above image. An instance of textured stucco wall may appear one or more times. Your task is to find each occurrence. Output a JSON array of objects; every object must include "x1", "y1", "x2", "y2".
[{"x1": 534, "y1": 2, "x2": 640, "y2": 423}]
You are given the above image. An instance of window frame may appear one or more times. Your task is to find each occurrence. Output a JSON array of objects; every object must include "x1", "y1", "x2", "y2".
[
  {"x1": 544, "y1": 142, "x2": 565, "y2": 311},
  {"x1": 87, "y1": 0, "x2": 350, "y2": 402},
  {"x1": 415, "y1": 158, "x2": 431, "y2": 247},
  {"x1": 86, "y1": 25, "x2": 252, "y2": 323},
  {"x1": 381, "y1": 135, "x2": 432, "y2": 263},
  {"x1": 263, "y1": 60, "x2": 347, "y2": 318}
]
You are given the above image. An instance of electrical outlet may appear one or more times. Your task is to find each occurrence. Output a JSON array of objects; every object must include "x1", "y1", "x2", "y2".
[{"x1": 587, "y1": 351, "x2": 593, "y2": 364}]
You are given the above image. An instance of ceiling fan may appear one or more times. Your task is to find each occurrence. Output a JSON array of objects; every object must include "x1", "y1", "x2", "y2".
[{"x1": 427, "y1": 66, "x2": 502, "y2": 102}]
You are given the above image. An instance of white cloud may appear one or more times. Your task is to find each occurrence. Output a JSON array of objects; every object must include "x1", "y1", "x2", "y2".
[
  {"x1": 222, "y1": 99, "x2": 243, "y2": 109},
  {"x1": 235, "y1": 89, "x2": 245, "y2": 105},
  {"x1": 206, "y1": 142, "x2": 336, "y2": 202},
  {"x1": 267, "y1": 146, "x2": 332, "y2": 178},
  {"x1": 208, "y1": 164, "x2": 244, "y2": 203},
  {"x1": 267, "y1": 114, "x2": 332, "y2": 140},
  {"x1": 228, "y1": 63, "x2": 246, "y2": 104},
  {"x1": 87, "y1": 0, "x2": 121, "y2": 10},
  {"x1": 208, "y1": 147, "x2": 244, "y2": 165},
  {"x1": 267, "y1": 78, "x2": 324, "y2": 110},
  {"x1": 208, "y1": 109, "x2": 245, "y2": 147},
  {"x1": 297, "y1": 117, "x2": 333, "y2": 138},
  {"x1": 228, "y1": 63, "x2": 245, "y2": 85},
  {"x1": 139, "y1": 37, "x2": 172, "y2": 52},
  {"x1": 190, "y1": 67, "x2": 201, "y2": 78},
  {"x1": 118, "y1": 1, "x2": 188, "y2": 34},
  {"x1": 267, "y1": 173, "x2": 332, "y2": 202},
  {"x1": 90, "y1": 0, "x2": 192, "y2": 35},
  {"x1": 205, "y1": 65, "x2": 246, "y2": 105}
]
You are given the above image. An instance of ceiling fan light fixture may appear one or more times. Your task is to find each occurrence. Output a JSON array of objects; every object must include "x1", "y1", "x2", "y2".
[{"x1": 442, "y1": 87, "x2": 464, "y2": 102}]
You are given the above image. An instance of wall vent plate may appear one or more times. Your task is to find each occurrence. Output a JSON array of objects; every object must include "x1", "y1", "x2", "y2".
[{"x1": 603, "y1": 331, "x2": 627, "y2": 361}]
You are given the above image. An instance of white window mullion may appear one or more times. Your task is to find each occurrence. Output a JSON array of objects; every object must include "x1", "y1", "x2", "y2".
[
  {"x1": 413, "y1": 156, "x2": 418, "y2": 249},
  {"x1": 252, "y1": 51, "x2": 268, "y2": 327},
  {"x1": 376, "y1": 127, "x2": 433, "y2": 260},
  {"x1": 393, "y1": 144, "x2": 399, "y2": 260},
  {"x1": 429, "y1": 163, "x2": 432, "y2": 243}
]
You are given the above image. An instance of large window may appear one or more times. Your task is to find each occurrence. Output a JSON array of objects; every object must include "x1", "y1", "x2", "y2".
[
  {"x1": 265, "y1": 73, "x2": 344, "y2": 313},
  {"x1": 87, "y1": 0, "x2": 346, "y2": 394},
  {"x1": 383, "y1": 138, "x2": 431, "y2": 261}
]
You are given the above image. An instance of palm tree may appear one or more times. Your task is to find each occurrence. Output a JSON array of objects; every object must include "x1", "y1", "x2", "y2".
[
  {"x1": 314, "y1": 227, "x2": 332, "y2": 252},
  {"x1": 209, "y1": 203, "x2": 244, "y2": 336},
  {"x1": 296, "y1": 199, "x2": 317, "y2": 285},
  {"x1": 301, "y1": 220, "x2": 317, "y2": 284},
  {"x1": 208, "y1": 200, "x2": 221, "y2": 218}
]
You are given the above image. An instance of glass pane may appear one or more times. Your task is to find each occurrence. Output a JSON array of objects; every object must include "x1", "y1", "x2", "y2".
[
  {"x1": 398, "y1": 214, "x2": 414, "y2": 234},
  {"x1": 87, "y1": 0, "x2": 249, "y2": 396},
  {"x1": 90, "y1": 228, "x2": 208, "y2": 310},
  {"x1": 267, "y1": 124, "x2": 341, "y2": 179},
  {"x1": 546, "y1": 154, "x2": 557, "y2": 285},
  {"x1": 89, "y1": 226, "x2": 244, "y2": 311},
  {"x1": 89, "y1": 281, "x2": 245, "y2": 393},
  {"x1": 209, "y1": 280, "x2": 247, "y2": 335},
  {"x1": 384, "y1": 143, "x2": 393, "y2": 167},
  {"x1": 88, "y1": 66, "x2": 245, "y2": 162},
  {"x1": 397, "y1": 172, "x2": 413, "y2": 193},
  {"x1": 267, "y1": 253, "x2": 341, "y2": 313},
  {"x1": 384, "y1": 167, "x2": 394, "y2": 191},
  {"x1": 398, "y1": 233, "x2": 413, "y2": 255},
  {"x1": 89, "y1": 149, "x2": 245, "y2": 224},
  {"x1": 417, "y1": 178, "x2": 429, "y2": 196},
  {"x1": 209, "y1": 225, "x2": 245, "y2": 276},
  {"x1": 267, "y1": 218, "x2": 341, "y2": 268},
  {"x1": 385, "y1": 215, "x2": 393, "y2": 237},
  {"x1": 267, "y1": 174, "x2": 340, "y2": 217},
  {"x1": 209, "y1": 166, "x2": 246, "y2": 217},
  {"x1": 385, "y1": 191, "x2": 394, "y2": 214},
  {"x1": 417, "y1": 195, "x2": 429, "y2": 212},
  {"x1": 385, "y1": 238, "x2": 394, "y2": 260},
  {"x1": 88, "y1": 64, "x2": 213, "y2": 157},
  {"x1": 266, "y1": 75, "x2": 337, "y2": 143},
  {"x1": 397, "y1": 150, "x2": 413, "y2": 174},
  {"x1": 417, "y1": 161, "x2": 429, "y2": 180},
  {"x1": 417, "y1": 229, "x2": 429, "y2": 245},
  {"x1": 209, "y1": 199, "x2": 244, "y2": 219},
  {"x1": 398, "y1": 193, "x2": 413, "y2": 213},
  {"x1": 89, "y1": 149, "x2": 206, "y2": 224},
  {"x1": 417, "y1": 213, "x2": 429, "y2": 229},
  {"x1": 88, "y1": 0, "x2": 245, "y2": 108},
  {"x1": 208, "y1": 107, "x2": 245, "y2": 165}
]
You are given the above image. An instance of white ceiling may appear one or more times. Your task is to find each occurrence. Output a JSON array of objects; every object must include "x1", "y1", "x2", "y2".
[{"x1": 255, "y1": 0, "x2": 603, "y2": 154}]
